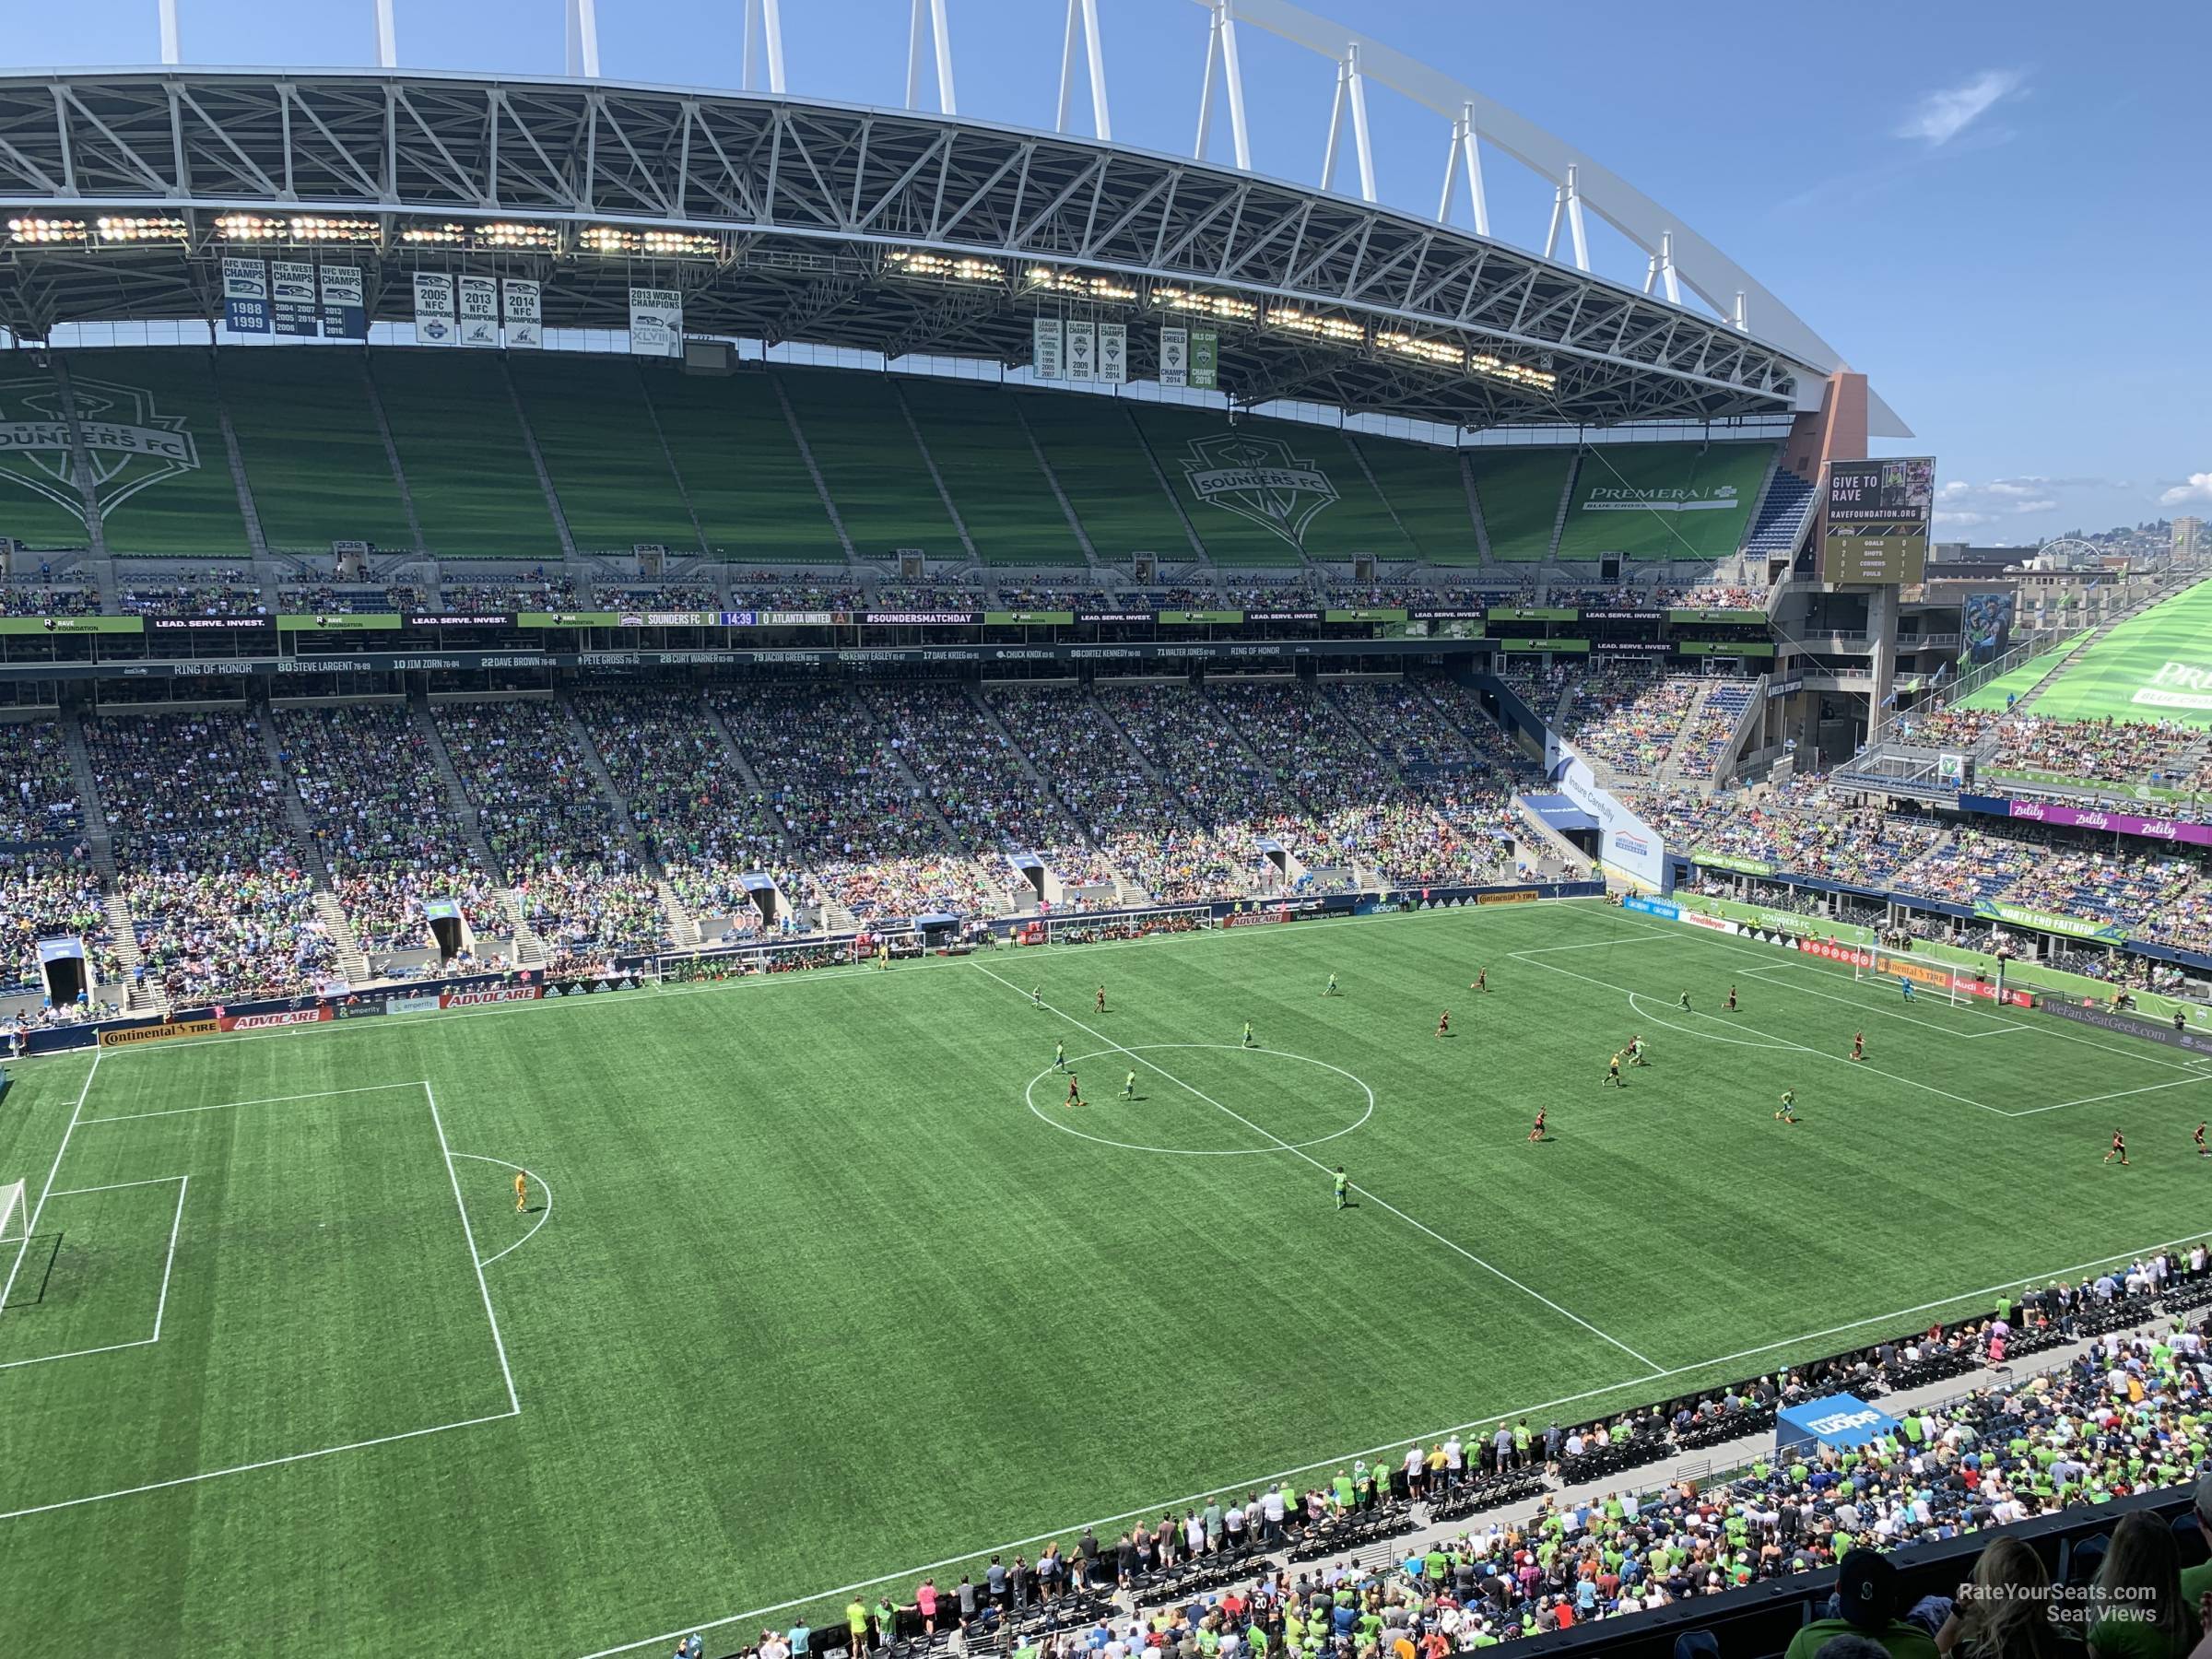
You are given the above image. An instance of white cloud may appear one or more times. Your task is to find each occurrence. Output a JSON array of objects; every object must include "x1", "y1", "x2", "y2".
[
  {"x1": 1895, "y1": 69, "x2": 2026, "y2": 146},
  {"x1": 2160, "y1": 472, "x2": 2212, "y2": 507},
  {"x1": 1935, "y1": 511, "x2": 1996, "y2": 528}
]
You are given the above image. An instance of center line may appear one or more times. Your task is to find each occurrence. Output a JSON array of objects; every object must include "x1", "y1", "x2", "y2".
[{"x1": 975, "y1": 963, "x2": 1663, "y2": 1374}]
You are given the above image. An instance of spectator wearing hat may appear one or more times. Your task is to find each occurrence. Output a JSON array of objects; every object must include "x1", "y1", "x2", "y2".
[{"x1": 1784, "y1": 1549, "x2": 1943, "y2": 1659}]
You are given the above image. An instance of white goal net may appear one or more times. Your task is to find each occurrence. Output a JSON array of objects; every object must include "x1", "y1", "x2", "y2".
[
  {"x1": 0, "y1": 1179, "x2": 23, "y2": 1250},
  {"x1": 1852, "y1": 948, "x2": 1975, "y2": 1006}
]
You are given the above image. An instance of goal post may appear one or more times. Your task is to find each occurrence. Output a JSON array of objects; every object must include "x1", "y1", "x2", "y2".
[
  {"x1": 1853, "y1": 948, "x2": 1967, "y2": 1006},
  {"x1": 0, "y1": 1178, "x2": 24, "y2": 1249}
]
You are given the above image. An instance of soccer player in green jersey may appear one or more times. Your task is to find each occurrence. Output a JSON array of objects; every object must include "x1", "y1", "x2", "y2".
[
  {"x1": 1122, "y1": 1070, "x2": 1137, "y2": 1100},
  {"x1": 1324, "y1": 972, "x2": 1339, "y2": 996},
  {"x1": 1333, "y1": 1167, "x2": 1348, "y2": 1209},
  {"x1": 1054, "y1": 1041, "x2": 1066, "y2": 1072},
  {"x1": 1030, "y1": 985, "x2": 1042, "y2": 1009},
  {"x1": 1775, "y1": 1089, "x2": 1797, "y2": 1124},
  {"x1": 1242, "y1": 1020, "x2": 1255, "y2": 1049},
  {"x1": 1678, "y1": 990, "x2": 1692, "y2": 1012}
]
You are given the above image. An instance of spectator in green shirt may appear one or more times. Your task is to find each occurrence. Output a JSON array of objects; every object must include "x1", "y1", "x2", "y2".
[{"x1": 1782, "y1": 1549, "x2": 1942, "y2": 1659}]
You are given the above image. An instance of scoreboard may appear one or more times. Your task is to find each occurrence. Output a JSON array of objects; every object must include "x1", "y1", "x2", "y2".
[{"x1": 1820, "y1": 457, "x2": 1935, "y2": 584}]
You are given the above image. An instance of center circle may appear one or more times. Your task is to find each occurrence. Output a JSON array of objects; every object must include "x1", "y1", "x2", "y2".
[{"x1": 1023, "y1": 1044, "x2": 1375, "y2": 1158}]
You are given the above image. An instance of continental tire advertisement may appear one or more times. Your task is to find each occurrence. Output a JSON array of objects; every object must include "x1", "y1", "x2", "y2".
[{"x1": 100, "y1": 1018, "x2": 218, "y2": 1048}]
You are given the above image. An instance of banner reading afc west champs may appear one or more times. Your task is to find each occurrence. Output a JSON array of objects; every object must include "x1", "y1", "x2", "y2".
[
  {"x1": 456, "y1": 276, "x2": 500, "y2": 348},
  {"x1": 501, "y1": 278, "x2": 542, "y2": 349},
  {"x1": 628, "y1": 288, "x2": 683, "y2": 358},
  {"x1": 222, "y1": 258, "x2": 271, "y2": 335},
  {"x1": 413, "y1": 274, "x2": 457, "y2": 346}
]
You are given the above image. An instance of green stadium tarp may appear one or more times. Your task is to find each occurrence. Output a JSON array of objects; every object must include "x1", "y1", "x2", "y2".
[
  {"x1": 1951, "y1": 635, "x2": 2091, "y2": 712},
  {"x1": 2009, "y1": 582, "x2": 2212, "y2": 727}
]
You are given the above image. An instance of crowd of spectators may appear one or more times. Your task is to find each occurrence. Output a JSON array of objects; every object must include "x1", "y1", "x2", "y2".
[
  {"x1": 726, "y1": 580, "x2": 863, "y2": 612},
  {"x1": 571, "y1": 689, "x2": 786, "y2": 929},
  {"x1": 714, "y1": 686, "x2": 998, "y2": 922},
  {"x1": 439, "y1": 570, "x2": 579, "y2": 612},
  {"x1": 986, "y1": 686, "x2": 1238, "y2": 903},
  {"x1": 1100, "y1": 685, "x2": 1304, "y2": 889},
  {"x1": 0, "y1": 578, "x2": 100, "y2": 617},
  {"x1": 1636, "y1": 784, "x2": 1947, "y2": 888},
  {"x1": 1668, "y1": 680, "x2": 1758, "y2": 782},
  {"x1": 0, "y1": 719, "x2": 84, "y2": 842},
  {"x1": 277, "y1": 582, "x2": 425, "y2": 616},
  {"x1": 1560, "y1": 674, "x2": 1698, "y2": 777},
  {"x1": 116, "y1": 567, "x2": 266, "y2": 617},
  {"x1": 0, "y1": 853, "x2": 117, "y2": 994},
  {"x1": 860, "y1": 686, "x2": 1112, "y2": 892},
  {"x1": 1987, "y1": 715, "x2": 2208, "y2": 792},
  {"x1": 592, "y1": 583, "x2": 720, "y2": 613},
  {"x1": 271, "y1": 703, "x2": 503, "y2": 951}
]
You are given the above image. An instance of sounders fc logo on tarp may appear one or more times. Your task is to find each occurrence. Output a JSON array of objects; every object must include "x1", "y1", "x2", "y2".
[
  {"x1": 1180, "y1": 433, "x2": 1339, "y2": 550},
  {"x1": 0, "y1": 376, "x2": 200, "y2": 527}
]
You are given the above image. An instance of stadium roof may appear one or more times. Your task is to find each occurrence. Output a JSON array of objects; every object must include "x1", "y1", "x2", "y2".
[{"x1": 0, "y1": 65, "x2": 1848, "y2": 434}]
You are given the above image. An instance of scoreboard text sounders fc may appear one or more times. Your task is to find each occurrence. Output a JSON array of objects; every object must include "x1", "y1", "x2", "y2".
[{"x1": 1820, "y1": 457, "x2": 1936, "y2": 584}]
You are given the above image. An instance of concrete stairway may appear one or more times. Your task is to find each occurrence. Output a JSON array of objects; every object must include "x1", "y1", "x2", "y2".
[
  {"x1": 410, "y1": 699, "x2": 505, "y2": 881},
  {"x1": 700, "y1": 700, "x2": 800, "y2": 857},
  {"x1": 314, "y1": 890, "x2": 373, "y2": 987},
  {"x1": 101, "y1": 892, "x2": 159, "y2": 1011},
  {"x1": 59, "y1": 708, "x2": 116, "y2": 879}
]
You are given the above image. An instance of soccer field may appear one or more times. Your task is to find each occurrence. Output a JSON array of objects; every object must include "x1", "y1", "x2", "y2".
[{"x1": 4, "y1": 898, "x2": 2208, "y2": 1657}]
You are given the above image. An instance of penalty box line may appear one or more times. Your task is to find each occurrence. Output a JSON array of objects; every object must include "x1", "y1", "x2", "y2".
[
  {"x1": 971, "y1": 962, "x2": 1662, "y2": 1376},
  {"x1": 0, "y1": 1175, "x2": 189, "y2": 1374},
  {"x1": 0, "y1": 1078, "x2": 523, "y2": 1524}
]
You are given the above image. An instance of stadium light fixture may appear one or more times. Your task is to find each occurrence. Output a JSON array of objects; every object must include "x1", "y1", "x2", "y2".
[
  {"x1": 577, "y1": 226, "x2": 720, "y2": 258},
  {"x1": 1022, "y1": 265, "x2": 1136, "y2": 302},
  {"x1": 7, "y1": 218, "x2": 88, "y2": 244},
  {"x1": 94, "y1": 216, "x2": 189, "y2": 243},
  {"x1": 1376, "y1": 332, "x2": 1465, "y2": 371},
  {"x1": 477, "y1": 222, "x2": 560, "y2": 251},
  {"x1": 1266, "y1": 306, "x2": 1363, "y2": 345},
  {"x1": 1151, "y1": 286, "x2": 1258, "y2": 324},
  {"x1": 399, "y1": 223, "x2": 469, "y2": 246},
  {"x1": 1468, "y1": 351, "x2": 1557, "y2": 392},
  {"x1": 888, "y1": 250, "x2": 1005, "y2": 286}
]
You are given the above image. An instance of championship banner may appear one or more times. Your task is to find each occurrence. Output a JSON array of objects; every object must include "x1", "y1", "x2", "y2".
[
  {"x1": 270, "y1": 261, "x2": 319, "y2": 337},
  {"x1": 222, "y1": 257, "x2": 271, "y2": 335},
  {"x1": 1159, "y1": 325, "x2": 1189, "y2": 387},
  {"x1": 413, "y1": 273, "x2": 457, "y2": 346},
  {"x1": 1065, "y1": 321, "x2": 1095, "y2": 382},
  {"x1": 628, "y1": 288, "x2": 683, "y2": 358},
  {"x1": 456, "y1": 276, "x2": 500, "y2": 348},
  {"x1": 1189, "y1": 329, "x2": 1219, "y2": 391},
  {"x1": 1099, "y1": 322, "x2": 1127, "y2": 383},
  {"x1": 319, "y1": 265, "x2": 367, "y2": 339},
  {"x1": 501, "y1": 278, "x2": 542, "y2": 349},
  {"x1": 1032, "y1": 318, "x2": 1065, "y2": 381}
]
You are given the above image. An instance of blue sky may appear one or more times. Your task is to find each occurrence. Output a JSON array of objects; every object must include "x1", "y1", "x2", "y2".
[{"x1": 10, "y1": 0, "x2": 2207, "y2": 545}]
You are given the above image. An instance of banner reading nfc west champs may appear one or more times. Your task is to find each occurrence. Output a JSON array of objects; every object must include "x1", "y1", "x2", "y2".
[
  {"x1": 456, "y1": 276, "x2": 500, "y2": 348},
  {"x1": 628, "y1": 288, "x2": 683, "y2": 358},
  {"x1": 1190, "y1": 329, "x2": 1219, "y2": 391},
  {"x1": 413, "y1": 274, "x2": 457, "y2": 346},
  {"x1": 1032, "y1": 318, "x2": 1065, "y2": 380},
  {"x1": 1064, "y1": 321, "x2": 1095, "y2": 382},
  {"x1": 222, "y1": 258, "x2": 271, "y2": 335},
  {"x1": 1159, "y1": 326, "x2": 1189, "y2": 387},
  {"x1": 1099, "y1": 322, "x2": 1127, "y2": 384},
  {"x1": 270, "y1": 261, "x2": 319, "y2": 337},
  {"x1": 501, "y1": 278, "x2": 542, "y2": 349},
  {"x1": 319, "y1": 265, "x2": 366, "y2": 339}
]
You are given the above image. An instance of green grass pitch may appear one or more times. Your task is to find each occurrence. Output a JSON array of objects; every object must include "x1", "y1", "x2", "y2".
[{"x1": 4, "y1": 898, "x2": 2208, "y2": 1656}]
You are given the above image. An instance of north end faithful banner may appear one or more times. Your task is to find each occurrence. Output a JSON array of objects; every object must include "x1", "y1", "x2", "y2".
[
  {"x1": 1099, "y1": 322, "x2": 1127, "y2": 384},
  {"x1": 501, "y1": 278, "x2": 542, "y2": 349},
  {"x1": 222, "y1": 257, "x2": 270, "y2": 335},
  {"x1": 457, "y1": 276, "x2": 500, "y2": 348},
  {"x1": 628, "y1": 288, "x2": 683, "y2": 358},
  {"x1": 413, "y1": 273, "x2": 457, "y2": 346}
]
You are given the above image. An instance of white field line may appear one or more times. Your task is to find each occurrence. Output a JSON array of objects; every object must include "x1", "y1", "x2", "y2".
[
  {"x1": 575, "y1": 1216, "x2": 2212, "y2": 1659},
  {"x1": 1735, "y1": 963, "x2": 2026, "y2": 1040},
  {"x1": 2007, "y1": 1077, "x2": 2212, "y2": 1118},
  {"x1": 0, "y1": 1048, "x2": 100, "y2": 1315},
  {"x1": 0, "y1": 1174, "x2": 186, "y2": 1372},
  {"x1": 0, "y1": 1409, "x2": 521, "y2": 1523},
  {"x1": 425, "y1": 1084, "x2": 521, "y2": 1417},
  {"x1": 77, "y1": 1080, "x2": 430, "y2": 1125},
  {"x1": 1593, "y1": 906, "x2": 2207, "y2": 1076},
  {"x1": 1510, "y1": 949, "x2": 2014, "y2": 1117},
  {"x1": 973, "y1": 962, "x2": 1662, "y2": 1374},
  {"x1": 448, "y1": 1153, "x2": 555, "y2": 1269}
]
